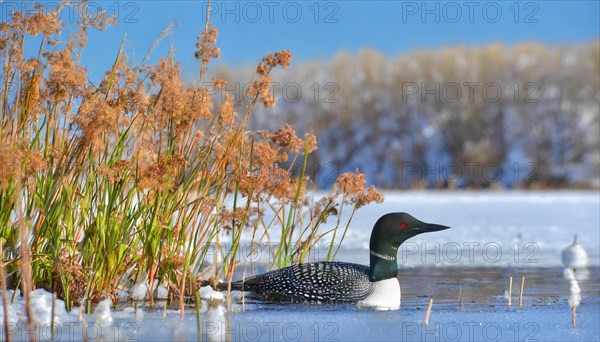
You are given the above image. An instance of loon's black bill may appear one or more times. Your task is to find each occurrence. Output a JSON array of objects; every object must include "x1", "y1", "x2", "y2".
[{"x1": 417, "y1": 223, "x2": 451, "y2": 232}]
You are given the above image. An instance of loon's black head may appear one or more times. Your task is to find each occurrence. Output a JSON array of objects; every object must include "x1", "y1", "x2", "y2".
[
  {"x1": 368, "y1": 212, "x2": 450, "y2": 281},
  {"x1": 370, "y1": 212, "x2": 450, "y2": 250}
]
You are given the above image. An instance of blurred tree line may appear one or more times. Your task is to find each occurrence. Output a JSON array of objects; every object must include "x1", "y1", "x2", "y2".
[{"x1": 209, "y1": 41, "x2": 600, "y2": 189}]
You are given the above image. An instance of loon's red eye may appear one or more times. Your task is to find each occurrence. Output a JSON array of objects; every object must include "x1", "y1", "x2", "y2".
[{"x1": 400, "y1": 223, "x2": 407, "y2": 229}]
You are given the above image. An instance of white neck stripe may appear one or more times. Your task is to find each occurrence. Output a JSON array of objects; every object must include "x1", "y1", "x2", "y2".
[{"x1": 370, "y1": 250, "x2": 396, "y2": 261}]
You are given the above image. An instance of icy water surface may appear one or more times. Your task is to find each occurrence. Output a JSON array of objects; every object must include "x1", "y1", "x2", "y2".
[
  {"x1": 198, "y1": 267, "x2": 600, "y2": 341},
  {"x1": 4, "y1": 267, "x2": 598, "y2": 341},
  {"x1": 11, "y1": 267, "x2": 590, "y2": 341},
  {"x1": 111, "y1": 267, "x2": 599, "y2": 341}
]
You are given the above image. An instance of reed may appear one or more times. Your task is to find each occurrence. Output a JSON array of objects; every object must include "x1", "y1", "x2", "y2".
[
  {"x1": 51, "y1": 292, "x2": 57, "y2": 339},
  {"x1": 0, "y1": 1, "x2": 381, "y2": 316},
  {"x1": 0, "y1": 241, "x2": 10, "y2": 342},
  {"x1": 519, "y1": 276, "x2": 525, "y2": 307},
  {"x1": 508, "y1": 276, "x2": 513, "y2": 306},
  {"x1": 424, "y1": 298, "x2": 433, "y2": 325}
]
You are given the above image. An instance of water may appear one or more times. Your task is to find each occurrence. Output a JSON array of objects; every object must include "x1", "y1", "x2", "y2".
[
  {"x1": 132, "y1": 267, "x2": 599, "y2": 341},
  {"x1": 4, "y1": 267, "x2": 597, "y2": 341},
  {"x1": 400, "y1": 266, "x2": 600, "y2": 307}
]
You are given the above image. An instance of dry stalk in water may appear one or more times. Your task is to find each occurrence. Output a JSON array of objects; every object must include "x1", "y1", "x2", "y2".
[
  {"x1": 519, "y1": 276, "x2": 525, "y2": 307},
  {"x1": 508, "y1": 276, "x2": 513, "y2": 306},
  {"x1": 424, "y1": 298, "x2": 433, "y2": 325}
]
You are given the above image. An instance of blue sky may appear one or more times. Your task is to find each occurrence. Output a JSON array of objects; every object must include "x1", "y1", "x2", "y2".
[{"x1": 6, "y1": 1, "x2": 599, "y2": 80}]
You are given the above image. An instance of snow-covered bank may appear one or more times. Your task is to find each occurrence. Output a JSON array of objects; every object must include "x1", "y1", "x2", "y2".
[
  {"x1": 217, "y1": 190, "x2": 599, "y2": 270},
  {"x1": 333, "y1": 190, "x2": 600, "y2": 268}
]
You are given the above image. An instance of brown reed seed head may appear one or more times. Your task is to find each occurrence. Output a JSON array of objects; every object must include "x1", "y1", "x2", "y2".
[
  {"x1": 46, "y1": 48, "x2": 88, "y2": 102},
  {"x1": 334, "y1": 170, "x2": 384, "y2": 208},
  {"x1": 267, "y1": 168, "x2": 298, "y2": 201},
  {"x1": 335, "y1": 171, "x2": 367, "y2": 197},
  {"x1": 247, "y1": 77, "x2": 276, "y2": 108},
  {"x1": 274, "y1": 50, "x2": 292, "y2": 69},
  {"x1": 17, "y1": 144, "x2": 47, "y2": 179},
  {"x1": 149, "y1": 58, "x2": 186, "y2": 119},
  {"x1": 185, "y1": 85, "x2": 214, "y2": 123},
  {"x1": 253, "y1": 142, "x2": 281, "y2": 167},
  {"x1": 137, "y1": 154, "x2": 186, "y2": 190},
  {"x1": 159, "y1": 246, "x2": 186, "y2": 270},
  {"x1": 199, "y1": 197, "x2": 216, "y2": 216},
  {"x1": 218, "y1": 94, "x2": 236, "y2": 126},
  {"x1": 313, "y1": 197, "x2": 338, "y2": 223},
  {"x1": 23, "y1": 4, "x2": 62, "y2": 37},
  {"x1": 249, "y1": 50, "x2": 293, "y2": 108},
  {"x1": 271, "y1": 124, "x2": 304, "y2": 152},
  {"x1": 219, "y1": 207, "x2": 250, "y2": 231},
  {"x1": 51, "y1": 250, "x2": 87, "y2": 304},
  {"x1": 75, "y1": 92, "x2": 119, "y2": 149},
  {"x1": 357, "y1": 185, "x2": 384, "y2": 208},
  {"x1": 76, "y1": 3, "x2": 116, "y2": 32},
  {"x1": 0, "y1": 145, "x2": 18, "y2": 189},
  {"x1": 231, "y1": 137, "x2": 295, "y2": 196},
  {"x1": 98, "y1": 160, "x2": 132, "y2": 182},
  {"x1": 213, "y1": 78, "x2": 227, "y2": 89},
  {"x1": 20, "y1": 64, "x2": 43, "y2": 118},
  {"x1": 195, "y1": 25, "x2": 220, "y2": 63},
  {"x1": 1, "y1": 5, "x2": 62, "y2": 47},
  {"x1": 262, "y1": 50, "x2": 292, "y2": 69}
]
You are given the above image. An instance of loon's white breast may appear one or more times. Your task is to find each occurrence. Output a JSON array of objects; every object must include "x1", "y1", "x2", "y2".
[{"x1": 357, "y1": 278, "x2": 400, "y2": 311}]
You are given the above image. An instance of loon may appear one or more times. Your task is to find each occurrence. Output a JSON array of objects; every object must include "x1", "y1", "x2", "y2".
[{"x1": 209, "y1": 212, "x2": 450, "y2": 310}]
